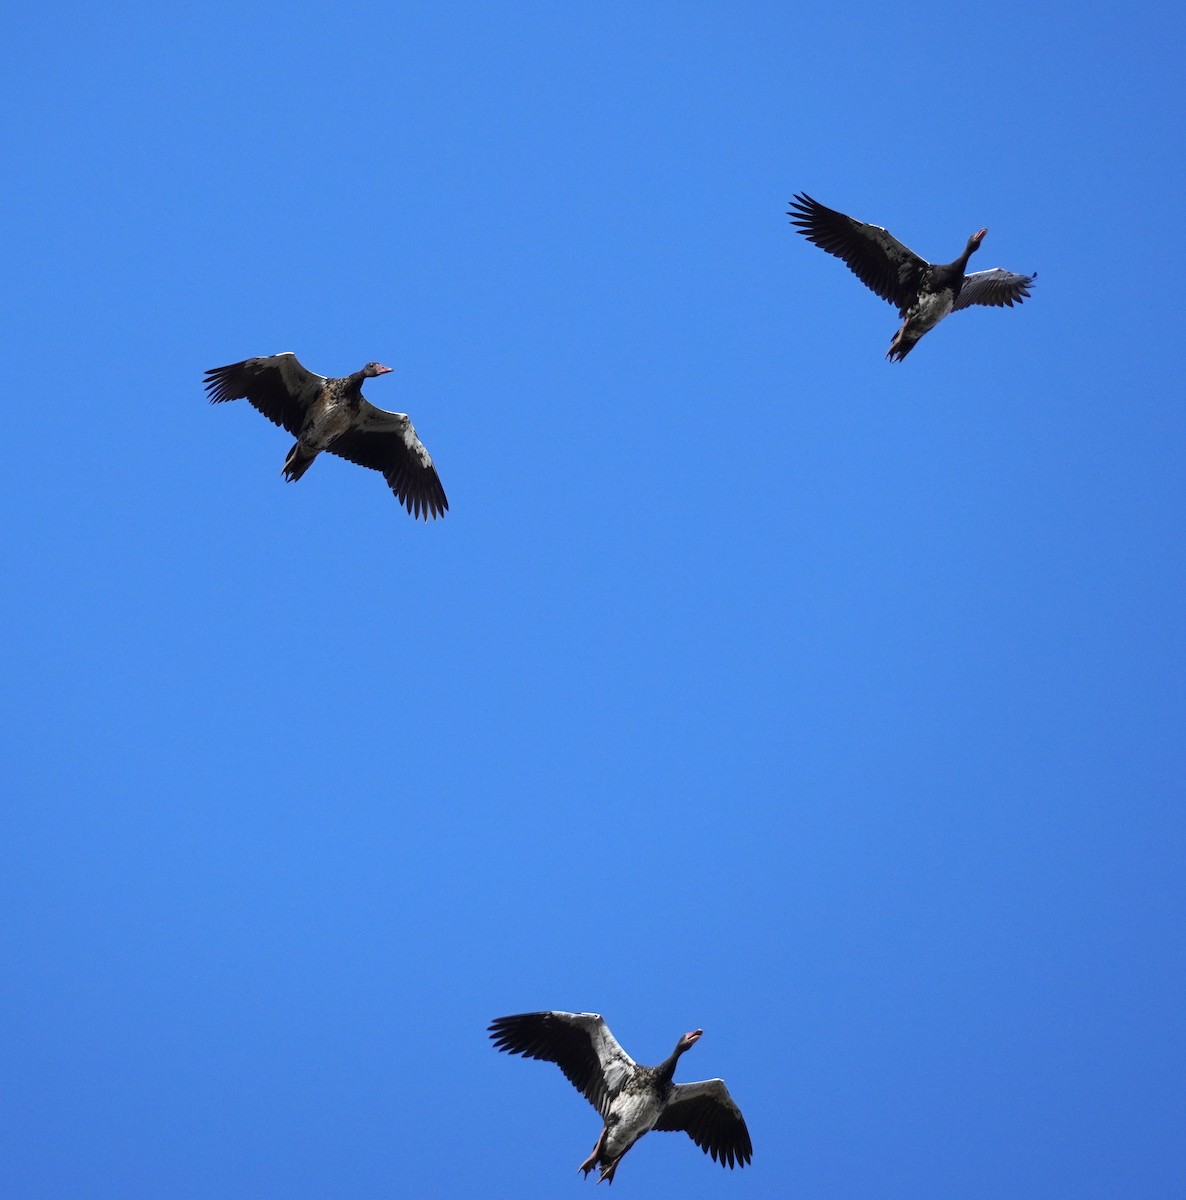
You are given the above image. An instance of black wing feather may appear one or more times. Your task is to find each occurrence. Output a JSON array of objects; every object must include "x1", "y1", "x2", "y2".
[
  {"x1": 788, "y1": 192, "x2": 927, "y2": 313},
  {"x1": 203, "y1": 353, "x2": 326, "y2": 437},
  {"x1": 328, "y1": 427, "x2": 448, "y2": 520},
  {"x1": 489, "y1": 1012, "x2": 633, "y2": 1119},
  {"x1": 653, "y1": 1079, "x2": 753, "y2": 1169},
  {"x1": 953, "y1": 268, "x2": 1036, "y2": 311}
]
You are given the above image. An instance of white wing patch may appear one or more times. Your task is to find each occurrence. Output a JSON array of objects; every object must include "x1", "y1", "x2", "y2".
[
  {"x1": 357, "y1": 402, "x2": 436, "y2": 469},
  {"x1": 572, "y1": 1013, "x2": 636, "y2": 1101},
  {"x1": 402, "y1": 420, "x2": 434, "y2": 468},
  {"x1": 272, "y1": 352, "x2": 327, "y2": 395}
]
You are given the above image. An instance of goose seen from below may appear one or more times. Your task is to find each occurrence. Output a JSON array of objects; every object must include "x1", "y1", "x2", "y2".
[
  {"x1": 788, "y1": 192, "x2": 1036, "y2": 361},
  {"x1": 489, "y1": 1011, "x2": 752, "y2": 1184},
  {"x1": 204, "y1": 352, "x2": 448, "y2": 518}
]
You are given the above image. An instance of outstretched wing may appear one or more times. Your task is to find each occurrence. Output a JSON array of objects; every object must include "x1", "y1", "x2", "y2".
[
  {"x1": 328, "y1": 399, "x2": 448, "y2": 520},
  {"x1": 789, "y1": 192, "x2": 928, "y2": 313},
  {"x1": 953, "y1": 268, "x2": 1036, "y2": 311},
  {"x1": 203, "y1": 352, "x2": 326, "y2": 437},
  {"x1": 488, "y1": 1011, "x2": 636, "y2": 1120},
  {"x1": 653, "y1": 1078, "x2": 753, "y2": 1168}
]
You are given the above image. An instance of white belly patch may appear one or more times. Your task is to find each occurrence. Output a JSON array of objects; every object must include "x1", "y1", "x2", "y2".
[
  {"x1": 605, "y1": 1091, "x2": 662, "y2": 1157},
  {"x1": 909, "y1": 289, "x2": 954, "y2": 333}
]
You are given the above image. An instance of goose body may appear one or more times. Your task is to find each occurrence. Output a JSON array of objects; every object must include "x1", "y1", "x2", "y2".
[
  {"x1": 788, "y1": 192, "x2": 1035, "y2": 360},
  {"x1": 204, "y1": 352, "x2": 447, "y2": 518},
  {"x1": 489, "y1": 1010, "x2": 752, "y2": 1184}
]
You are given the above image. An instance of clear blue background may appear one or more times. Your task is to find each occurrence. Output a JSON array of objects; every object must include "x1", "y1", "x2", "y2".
[{"x1": 3, "y1": 2, "x2": 1183, "y2": 1197}]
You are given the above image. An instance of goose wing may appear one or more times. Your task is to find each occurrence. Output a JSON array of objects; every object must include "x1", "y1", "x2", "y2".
[
  {"x1": 788, "y1": 192, "x2": 927, "y2": 313},
  {"x1": 203, "y1": 352, "x2": 326, "y2": 437},
  {"x1": 326, "y1": 400, "x2": 448, "y2": 520},
  {"x1": 953, "y1": 268, "x2": 1036, "y2": 311},
  {"x1": 488, "y1": 1011, "x2": 636, "y2": 1119},
  {"x1": 653, "y1": 1078, "x2": 753, "y2": 1168}
]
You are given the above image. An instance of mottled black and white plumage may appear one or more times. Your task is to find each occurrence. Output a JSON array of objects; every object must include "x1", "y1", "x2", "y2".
[
  {"x1": 204, "y1": 352, "x2": 448, "y2": 519},
  {"x1": 489, "y1": 1011, "x2": 752, "y2": 1184},
  {"x1": 788, "y1": 193, "x2": 1035, "y2": 361}
]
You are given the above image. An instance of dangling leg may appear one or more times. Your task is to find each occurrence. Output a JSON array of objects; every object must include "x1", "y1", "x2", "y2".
[
  {"x1": 598, "y1": 1154, "x2": 623, "y2": 1184},
  {"x1": 886, "y1": 321, "x2": 919, "y2": 363},
  {"x1": 282, "y1": 441, "x2": 318, "y2": 482},
  {"x1": 578, "y1": 1128, "x2": 607, "y2": 1178}
]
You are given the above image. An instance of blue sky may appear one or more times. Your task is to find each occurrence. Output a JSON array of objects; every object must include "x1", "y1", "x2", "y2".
[{"x1": 2, "y1": 1, "x2": 1184, "y2": 1196}]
